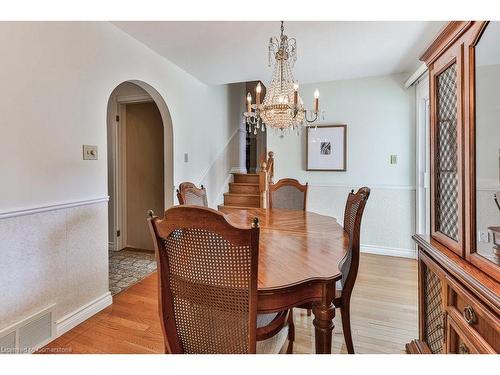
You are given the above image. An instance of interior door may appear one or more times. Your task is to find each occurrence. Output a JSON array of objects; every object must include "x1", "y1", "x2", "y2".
[{"x1": 125, "y1": 102, "x2": 165, "y2": 251}]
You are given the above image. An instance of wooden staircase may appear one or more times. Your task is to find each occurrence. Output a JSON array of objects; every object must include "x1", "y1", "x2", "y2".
[
  {"x1": 218, "y1": 152, "x2": 274, "y2": 210},
  {"x1": 223, "y1": 173, "x2": 260, "y2": 208}
]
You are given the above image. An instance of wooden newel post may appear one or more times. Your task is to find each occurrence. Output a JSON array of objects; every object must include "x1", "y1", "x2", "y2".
[
  {"x1": 259, "y1": 161, "x2": 268, "y2": 208},
  {"x1": 267, "y1": 151, "x2": 274, "y2": 184},
  {"x1": 258, "y1": 150, "x2": 275, "y2": 208}
]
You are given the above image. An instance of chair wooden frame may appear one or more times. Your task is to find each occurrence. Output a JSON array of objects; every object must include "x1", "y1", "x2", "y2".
[
  {"x1": 297, "y1": 187, "x2": 370, "y2": 353},
  {"x1": 176, "y1": 182, "x2": 208, "y2": 207},
  {"x1": 268, "y1": 178, "x2": 308, "y2": 211},
  {"x1": 147, "y1": 206, "x2": 293, "y2": 354},
  {"x1": 337, "y1": 187, "x2": 371, "y2": 353}
]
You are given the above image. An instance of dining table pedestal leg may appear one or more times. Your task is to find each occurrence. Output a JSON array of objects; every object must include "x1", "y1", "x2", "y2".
[{"x1": 312, "y1": 302, "x2": 335, "y2": 354}]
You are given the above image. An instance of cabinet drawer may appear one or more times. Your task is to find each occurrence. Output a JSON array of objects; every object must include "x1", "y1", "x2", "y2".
[
  {"x1": 446, "y1": 315, "x2": 481, "y2": 354},
  {"x1": 445, "y1": 275, "x2": 499, "y2": 353}
]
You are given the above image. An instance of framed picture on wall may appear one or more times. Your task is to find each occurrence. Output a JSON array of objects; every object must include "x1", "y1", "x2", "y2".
[{"x1": 306, "y1": 125, "x2": 347, "y2": 171}]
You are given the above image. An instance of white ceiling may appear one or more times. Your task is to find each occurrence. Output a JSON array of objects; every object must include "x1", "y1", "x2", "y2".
[{"x1": 113, "y1": 21, "x2": 445, "y2": 85}]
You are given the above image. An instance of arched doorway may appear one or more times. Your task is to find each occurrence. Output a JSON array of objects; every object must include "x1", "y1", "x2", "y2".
[{"x1": 106, "y1": 80, "x2": 173, "y2": 295}]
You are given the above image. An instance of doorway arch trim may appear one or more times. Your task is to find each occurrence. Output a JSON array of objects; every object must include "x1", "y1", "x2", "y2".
[{"x1": 107, "y1": 80, "x2": 174, "y2": 251}]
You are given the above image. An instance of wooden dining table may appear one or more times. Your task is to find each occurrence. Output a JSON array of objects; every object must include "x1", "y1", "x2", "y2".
[{"x1": 219, "y1": 207, "x2": 349, "y2": 354}]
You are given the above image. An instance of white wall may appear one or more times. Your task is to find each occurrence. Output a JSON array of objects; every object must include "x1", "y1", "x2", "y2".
[
  {"x1": 268, "y1": 73, "x2": 416, "y2": 256},
  {"x1": 198, "y1": 83, "x2": 245, "y2": 208},
  {"x1": 0, "y1": 22, "x2": 242, "y2": 212},
  {"x1": 0, "y1": 22, "x2": 242, "y2": 333}
]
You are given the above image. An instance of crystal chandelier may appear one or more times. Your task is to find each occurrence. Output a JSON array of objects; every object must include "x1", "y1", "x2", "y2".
[{"x1": 244, "y1": 21, "x2": 322, "y2": 136}]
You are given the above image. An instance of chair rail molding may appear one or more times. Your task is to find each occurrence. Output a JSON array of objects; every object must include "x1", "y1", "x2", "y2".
[
  {"x1": 308, "y1": 183, "x2": 415, "y2": 191},
  {"x1": 0, "y1": 196, "x2": 109, "y2": 220}
]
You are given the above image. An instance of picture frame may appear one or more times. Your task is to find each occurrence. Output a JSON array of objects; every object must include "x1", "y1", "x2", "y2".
[{"x1": 306, "y1": 124, "x2": 347, "y2": 171}]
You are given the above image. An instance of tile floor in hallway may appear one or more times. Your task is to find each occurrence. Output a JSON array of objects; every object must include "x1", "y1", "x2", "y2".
[{"x1": 108, "y1": 248, "x2": 157, "y2": 295}]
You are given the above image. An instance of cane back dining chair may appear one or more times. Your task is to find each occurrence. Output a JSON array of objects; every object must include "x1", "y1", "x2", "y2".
[
  {"x1": 176, "y1": 182, "x2": 208, "y2": 207},
  {"x1": 335, "y1": 187, "x2": 371, "y2": 353},
  {"x1": 268, "y1": 178, "x2": 309, "y2": 315},
  {"x1": 296, "y1": 187, "x2": 370, "y2": 353},
  {"x1": 268, "y1": 178, "x2": 308, "y2": 210},
  {"x1": 147, "y1": 206, "x2": 294, "y2": 354}
]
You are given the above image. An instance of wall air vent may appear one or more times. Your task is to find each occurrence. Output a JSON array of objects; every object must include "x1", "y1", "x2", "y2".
[
  {"x1": 0, "y1": 331, "x2": 16, "y2": 354},
  {"x1": 0, "y1": 304, "x2": 55, "y2": 354}
]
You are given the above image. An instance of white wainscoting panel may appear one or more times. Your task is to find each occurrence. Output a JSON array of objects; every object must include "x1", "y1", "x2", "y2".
[
  {"x1": 307, "y1": 185, "x2": 416, "y2": 255},
  {"x1": 0, "y1": 200, "x2": 109, "y2": 341}
]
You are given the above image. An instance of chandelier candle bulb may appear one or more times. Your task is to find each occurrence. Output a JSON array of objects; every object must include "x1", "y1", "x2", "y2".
[
  {"x1": 293, "y1": 83, "x2": 299, "y2": 106},
  {"x1": 314, "y1": 89, "x2": 320, "y2": 113},
  {"x1": 247, "y1": 92, "x2": 252, "y2": 112},
  {"x1": 256, "y1": 83, "x2": 262, "y2": 105}
]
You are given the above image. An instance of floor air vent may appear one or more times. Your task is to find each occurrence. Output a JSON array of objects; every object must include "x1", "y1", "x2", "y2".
[{"x1": 0, "y1": 305, "x2": 55, "y2": 354}]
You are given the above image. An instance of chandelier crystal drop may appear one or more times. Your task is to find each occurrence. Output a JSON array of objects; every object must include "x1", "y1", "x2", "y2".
[{"x1": 244, "y1": 21, "x2": 323, "y2": 136}]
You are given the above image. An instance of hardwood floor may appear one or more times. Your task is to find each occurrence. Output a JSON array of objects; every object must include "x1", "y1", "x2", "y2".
[
  {"x1": 295, "y1": 253, "x2": 418, "y2": 354},
  {"x1": 39, "y1": 253, "x2": 417, "y2": 354}
]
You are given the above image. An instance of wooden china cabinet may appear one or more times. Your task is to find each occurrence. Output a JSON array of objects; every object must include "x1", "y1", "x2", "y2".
[{"x1": 406, "y1": 21, "x2": 500, "y2": 354}]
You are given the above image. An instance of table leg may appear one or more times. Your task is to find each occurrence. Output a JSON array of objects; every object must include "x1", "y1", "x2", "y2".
[{"x1": 312, "y1": 302, "x2": 335, "y2": 354}]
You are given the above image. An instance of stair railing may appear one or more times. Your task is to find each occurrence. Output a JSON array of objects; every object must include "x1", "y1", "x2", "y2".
[{"x1": 259, "y1": 151, "x2": 275, "y2": 208}]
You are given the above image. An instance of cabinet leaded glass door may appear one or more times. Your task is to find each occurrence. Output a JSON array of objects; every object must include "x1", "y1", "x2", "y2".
[{"x1": 430, "y1": 51, "x2": 464, "y2": 256}]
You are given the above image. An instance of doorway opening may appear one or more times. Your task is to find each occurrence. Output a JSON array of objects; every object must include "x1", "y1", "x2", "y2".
[
  {"x1": 106, "y1": 81, "x2": 173, "y2": 295},
  {"x1": 245, "y1": 81, "x2": 267, "y2": 173}
]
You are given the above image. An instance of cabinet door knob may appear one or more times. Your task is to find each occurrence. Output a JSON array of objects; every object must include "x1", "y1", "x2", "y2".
[{"x1": 463, "y1": 305, "x2": 476, "y2": 325}]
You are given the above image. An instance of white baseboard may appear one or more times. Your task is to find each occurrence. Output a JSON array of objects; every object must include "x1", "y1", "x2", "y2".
[
  {"x1": 229, "y1": 166, "x2": 247, "y2": 174},
  {"x1": 361, "y1": 244, "x2": 416, "y2": 259},
  {"x1": 55, "y1": 292, "x2": 112, "y2": 337}
]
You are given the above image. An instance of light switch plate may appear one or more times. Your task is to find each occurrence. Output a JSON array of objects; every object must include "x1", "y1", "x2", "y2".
[
  {"x1": 184, "y1": 153, "x2": 189, "y2": 163},
  {"x1": 83, "y1": 145, "x2": 98, "y2": 160},
  {"x1": 390, "y1": 155, "x2": 398, "y2": 164}
]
